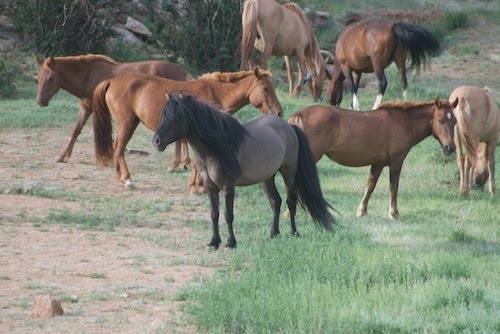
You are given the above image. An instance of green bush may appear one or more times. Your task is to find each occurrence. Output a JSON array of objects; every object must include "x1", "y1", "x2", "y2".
[
  {"x1": 6, "y1": 0, "x2": 121, "y2": 56},
  {"x1": 0, "y1": 60, "x2": 17, "y2": 98},
  {"x1": 159, "y1": 0, "x2": 243, "y2": 73}
]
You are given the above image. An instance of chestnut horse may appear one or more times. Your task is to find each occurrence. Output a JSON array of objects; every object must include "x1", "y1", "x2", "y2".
[
  {"x1": 93, "y1": 69, "x2": 282, "y2": 189},
  {"x1": 449, "y1": 86, "x2": 500, "y2": 196},
  {"x1": 240, "y1": 0, "x2": 327, "y2": 101},
  {"x1": 326, "y1": 17, "x2": 440, "y2": 110},
  {"x1": 153, "y1": 93, "x2": 335, "y2": 249},
  {"x1": 289, "y1": 98, "x2": 457, "y2": 219},
  {"x1": 35, "y1": 54, "x2": 192, "y2": 164}
]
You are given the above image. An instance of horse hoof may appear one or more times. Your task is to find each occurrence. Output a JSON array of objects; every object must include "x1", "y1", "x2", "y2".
[
  {"x1": 124, "y1": 180, "x2": 135, "y2": 190},
  {"x1": 225, "y1": 243, "x2": 237, "y2": 249},
  {"x1": 356, "y1": 210, "x2": 367, "y2": 218},
  {"x1": 55, "y1": 156, "x2": 67, "y2": 163},
  {"x1": 389, "y1": 212, "x2": 400, "y2": 220}
]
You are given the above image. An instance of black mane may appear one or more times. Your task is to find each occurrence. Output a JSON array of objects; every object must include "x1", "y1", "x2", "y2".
[{"x1": 165, "y1": 94, "x2": 250, "y2": 179}]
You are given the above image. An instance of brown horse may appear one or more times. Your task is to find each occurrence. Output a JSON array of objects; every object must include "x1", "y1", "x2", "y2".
[
  {"x1": 153, "y1": 93, "x2": 335, "y2": 249},
  {"x1": 326, "y1": 17, "x2": 440, "y2": 110},
  {"x1": 35, "y1": 54, "x2": 192, "y2": 166},
  {"x1": 449, "y1": 86, "x2": 500, "y2": 196},
  {"x1": 240, "y1": 0, "x2": 327, "y2": 101},
  {"x1": 93, "y1": 69, "x2": 282, "y2": 189},
  {"x1": 289, "y1": 98, "x2": 457, "y2": 219}
]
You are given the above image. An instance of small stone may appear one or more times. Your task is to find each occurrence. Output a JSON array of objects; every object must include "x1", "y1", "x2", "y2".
[{"x1": 35, "y1": 294, "x2": 64, "y2": 318}]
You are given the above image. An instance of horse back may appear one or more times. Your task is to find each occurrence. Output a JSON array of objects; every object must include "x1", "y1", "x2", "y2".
[{"x1": 116, "y1": 60, "x2": 191, "y2": 82}]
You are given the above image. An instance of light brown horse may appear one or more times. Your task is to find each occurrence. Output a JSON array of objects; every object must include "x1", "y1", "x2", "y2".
[
  {"x1": 240, "y1": 0, "x2": 327, "y2": 101},
  {"x1": 35, "y1": 54, "x2": 192, "y2": 166},
  {"x1": 449, "y1": 86, "x2": 500, "y2": 196},
  {"x1": 93, "y1": 69, "x2": 282, "y2": 189},
  {"x1": 326, "y1": 16, "x2": 440, "y2": 110},
  {"x1": 289, "y1": 98, "x2": 457, "y2": 219}
]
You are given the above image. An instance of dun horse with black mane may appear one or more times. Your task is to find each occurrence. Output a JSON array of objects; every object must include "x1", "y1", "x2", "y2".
[
  {"x1": 153, "y1": 93, "x2": 336, "y2": 249},
  {"x1": 289, "y1": 98, "x2": 457, "y2": 219},
  {"x1": 327, "y1": 16, "x2": 440, "y2": 110}
]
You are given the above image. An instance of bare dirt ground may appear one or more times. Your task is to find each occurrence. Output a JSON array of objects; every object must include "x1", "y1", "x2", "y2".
[{"x1": 0, "y1": 125, "x2": 223, "y2": 333}]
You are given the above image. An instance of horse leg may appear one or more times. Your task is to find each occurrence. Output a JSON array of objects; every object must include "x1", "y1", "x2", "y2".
[
  {"x1": 455, "y1": 130, "x2": 468, "y2": 196},
  {"x1": 261, "y1": 177, "x2": 282, "y2": 238},
  {"x1": 181, "y1": 139, "x2": 191, "y2": 169},
  {"x1": 394, "y1": 49, "x2": 408, "y2": 100},
  {"x1": 284, "y1": 55, "x2": 295, "y2": 97},
  {"x1": 224, "y1": 187, "x2": 237, "y2": 248},
  {"x1": 388, "y1": 161, "x2": 404, "y2": 220},
  {"x1": 56, "y1": 99, "x2": 92, "y2": 162},
  {"x1": 292, "y1": 50, "x2": 307, "y2": 97},
  {"x1": 281, "y1": 169, "x2": 299, "y2": 236},
  {"x1": 114, "y1": 117, "x2": 140, "y2": 189},
  {"x1": 372, "y1": 66, "x2": 388, "y2": 110},
  {"x1": 168, "y1": 140, "x2": 182, "y2": 171},
  {"x1": 345, "y1": 70, "x2": 360, "y2": 110},
  {"x1": 188, "y1": 162, "x2": 198, "y2": 193},
  {"x1": 357, "y1": 165, "x2": 383, "y2": 218},
  {"x1": 207, "y1": 187, "x2": 222, "y2": 249}
]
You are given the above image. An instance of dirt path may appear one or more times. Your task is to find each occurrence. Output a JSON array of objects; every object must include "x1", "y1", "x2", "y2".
[{"x1": 0, "y1": 126, "x2": 221, "y2": 333}]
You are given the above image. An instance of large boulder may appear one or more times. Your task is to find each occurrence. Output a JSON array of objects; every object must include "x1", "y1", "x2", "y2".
[
  {"x1": 125, "y1": 16, "x2": 153, "y2": 40},
  {"x1": 34, "y1": 294, "x2": 64, "y2": 318}
]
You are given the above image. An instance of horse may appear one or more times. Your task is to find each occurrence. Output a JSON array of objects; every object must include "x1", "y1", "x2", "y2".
[
  {"x1": 326, "y1": 16, "x2": 440, "y2": 110},
  {"x1": 35, "y1": 54, "x2": 192, "y2": 165},
  {"x1": 240, "y1": 0, "x2": 327, "y2": 101},
  {"x1": 449, "y1": 86, "x2": 500, "y2": 196},
  {"x1": 289, "y1": 98, "x2": 457, "y2": 219},
  {"x1": 152, "y1": 93, "x2": 335, "y2": 249},
  {"x1": 93, "y1": 69, "x2": 283, "y2": 189}
]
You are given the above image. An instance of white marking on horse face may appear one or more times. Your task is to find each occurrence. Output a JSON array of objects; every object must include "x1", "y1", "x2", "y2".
[{"x1": 447, "y1": 112, "x2": 451, "y2": 120}]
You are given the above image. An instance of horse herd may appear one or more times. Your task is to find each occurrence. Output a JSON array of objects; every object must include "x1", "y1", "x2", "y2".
[{"x1": 35, "y1": 0, "x2": 499, "y2": 248}]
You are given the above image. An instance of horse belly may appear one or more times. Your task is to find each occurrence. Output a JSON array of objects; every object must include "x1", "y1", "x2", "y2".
[{"x1": 325, "y1": 148, "x2": 387, "y2": 167}]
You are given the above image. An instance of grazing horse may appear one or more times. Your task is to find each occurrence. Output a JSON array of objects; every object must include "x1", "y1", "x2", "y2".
[
  {"x1": 93, "y1": 69, "x2": 282, "y2": 189},
  {"x1": 289, "y1": 98, "x2": 457, "y2": 219},
  {"x1": 326, "y1": 17, "x2": 440, "y2": 110},
  {"x1": 152, "y1": 93, "x2": 335, "y2": 249},
  {"x1": 240, "y1": 0, "x2": 327, "y2": 101},
  {"x1": 449, "y1": 86, "x2": 500, "y2": 196},
  {"x1": 35, "y1": 54, "x2": 192, "y2": 164}
]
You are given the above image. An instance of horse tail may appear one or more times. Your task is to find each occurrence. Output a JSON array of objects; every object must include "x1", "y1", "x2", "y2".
[
  {"x1": 456, "y1": 97, "x2": 478, "y2": 164},
  {"x1": 240, "y1": 0, "x2": 258, "y2": 70},
  {"x1": 393, "y1": 22, "x2": 440, "y2": 74},
  {"x1": 92, "y1": 80, "x2": 114, "y2": 167},
  {"x1": 291, "y1": 125, "x2": 336, "y2": 230}
]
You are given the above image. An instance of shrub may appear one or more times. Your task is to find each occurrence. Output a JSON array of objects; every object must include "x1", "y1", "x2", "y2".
[
  {"x1": 0, "y1": 60, "x2": 17, "y2": 98},
  {"x1": 5, "y1": 0, "x2": 121, "y2": 56},
  {"x1": 159, "y1": 0, "x2": 243, "y2": 73}
]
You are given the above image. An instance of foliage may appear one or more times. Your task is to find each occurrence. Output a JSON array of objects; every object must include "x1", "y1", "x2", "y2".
[
  {"x1": 5, "y1": 0, "x2": 120, "y2": 56},
  {"x1": 159, "y1": 0, "x2": 243, "y2": 73},
  {"x1": 0, "y1": 60, "x2": 17, "y2": 98}
]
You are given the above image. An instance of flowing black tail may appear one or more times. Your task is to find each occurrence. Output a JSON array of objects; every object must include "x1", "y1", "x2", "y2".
[
  {"x1": 291, "y1": 125, "x2": 336, "y2": 230},
  {"x1": 393, "y1": 22, "x2": 440, "y2": 73}
]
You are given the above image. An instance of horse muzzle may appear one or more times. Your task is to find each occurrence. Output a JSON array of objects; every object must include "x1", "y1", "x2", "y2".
[
  {"x1": 36, "y1": 96, "x2": 49, "y2": 107},
  {"x1": 442, "y1": 143, "x2": 456, "y2": 155},
  {"x1": 152, "y1": 134, "x2": 167, "y2": 152}
]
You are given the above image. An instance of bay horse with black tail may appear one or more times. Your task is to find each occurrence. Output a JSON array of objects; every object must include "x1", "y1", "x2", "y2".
[
  {"x1": 35, "y1": 54, "x2": 192, "y2": 163},
  {"x1": 93, "y1": 69, "x2": 282, "y2": 189},
  {"x1": 449, "y1": 86, "x2": 500, "y2": 196},
  {"x1": 153, "y1": 93, "x2": 335, "y2": 249},
  {"x1": 289, "y1": 98, "x2": 457, "y2": 219},
  {"x1": 327, "y1": 16, "x2": 440, "y2": 110},
  {"x1": 240, "y1": 0, "x2": 327, "y2": 101}
]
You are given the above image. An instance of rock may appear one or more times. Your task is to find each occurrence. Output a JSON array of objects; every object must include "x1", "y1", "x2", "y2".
[
  {"x1": 35, "y1": 294, "x2": 64, "y2": 318},
  {"x1": 125, "y1": 17, "x2": 153, "y2": 39},
  {"x1": 112, "y1": 26, "x2": 142, "y2": 46}
]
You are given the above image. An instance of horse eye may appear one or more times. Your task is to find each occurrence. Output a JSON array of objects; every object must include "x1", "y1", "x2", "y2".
[
  {"x1": 438, "y1": 118, "x2": 444, "y2": 124},
  {"x1": 263, "y1": 86, "x2": 269, "y2": 92}
]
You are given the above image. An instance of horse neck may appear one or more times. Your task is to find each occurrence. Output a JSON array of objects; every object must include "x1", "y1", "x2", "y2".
[
  {"x1": 56, "y1": 60, "x2": 115, "y2": 99},
  {"x1": 208, "y1": 76, "x2": 255, "y2": 113},
  {"x1": 404, "y1": 104, "x2": 435, "y2": 144}
]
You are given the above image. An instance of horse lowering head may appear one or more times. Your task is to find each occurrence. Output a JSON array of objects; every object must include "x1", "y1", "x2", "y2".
[
  {"x1": 35, "y1": 57, "x2": 61, "y2": 107},
  {"x1": 325, "y1": 68, "x2": 344, "y2": 106},
  {"x1": 153, "y1": 93, "x2": 185, "y2": 152},
  {"x1": 248, "y1": 68, "x2": 283, "y2": 117},
  {"x1": 432, "y1": 97, "x2": 458, "y2": 155},
  {"x1": 306, "y1": 69, "x2": 327, "y2": 101}
]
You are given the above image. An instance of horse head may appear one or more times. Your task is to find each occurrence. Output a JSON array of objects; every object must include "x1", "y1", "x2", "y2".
[
  {"x1": 432, "y1": 97, "x2": 458, "y2": 155},
  {"x1": 326, "y1": 65, "x2": 345, "y2": 106},
  {"x1": 248, "y1": 68, "x2": 283, "y2": 117},
  {"x1": 36, "y1": 57, "x2": 62, "y2": 107},
  {"x1": 153, "y1": 92, "x2": 184, "y2": 152}
]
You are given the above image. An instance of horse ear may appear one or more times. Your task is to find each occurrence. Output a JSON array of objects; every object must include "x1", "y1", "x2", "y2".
[
  {"x1": 434, "y1": 97, "x2": 442, "y2": 108},
  {"x1": 46, "y1": 57, "x2": 56, "y2": 70},
  {"x1": 253, "y1": 67, "x2": 261, "y2": 79},
  {"x1": 36, "y1": 56, "x2": 44, "y2": 66},
  {"x1": 165, "y1": 92, "x2": 170, "y2": 100},
  {"x1": 451, "y1": 97, "x2": 459, "y2": 109}
]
